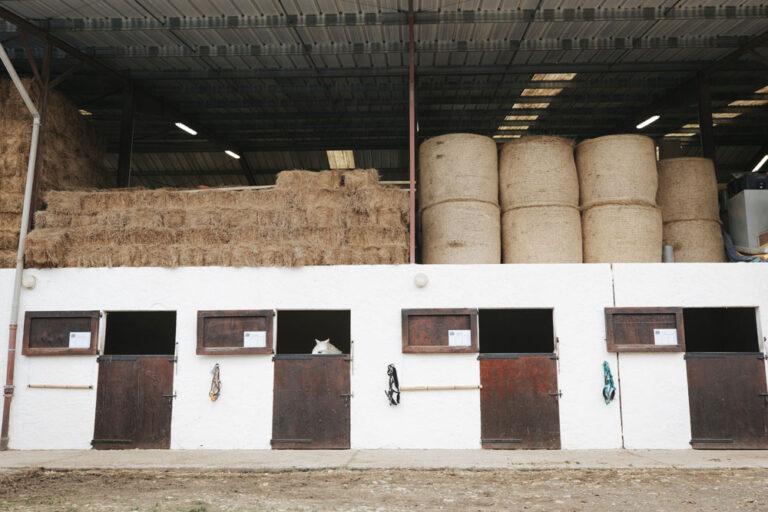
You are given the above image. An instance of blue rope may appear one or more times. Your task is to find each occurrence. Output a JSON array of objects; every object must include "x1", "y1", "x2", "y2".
[{"x1": 602, "y1": 361, "x2": 616, "y2": 404}]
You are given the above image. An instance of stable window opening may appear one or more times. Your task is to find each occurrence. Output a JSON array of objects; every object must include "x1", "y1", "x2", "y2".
[
  {"x1": 104, "y1": 311, "x2": 177, "y2": 355},
  {"x1": 683, "y1": 307, "x2": 760, "y2": 353},
  {"x1": 276, "y1": 310, "x2": 351, "y2": 355},
  {"x1": 479, "y1": 309, "x2": 555, "y2": 354}
]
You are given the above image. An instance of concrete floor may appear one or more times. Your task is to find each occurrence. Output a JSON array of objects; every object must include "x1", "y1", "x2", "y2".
[{"x1": 0, "y1": 449, "x2": 767, "y2": 471}]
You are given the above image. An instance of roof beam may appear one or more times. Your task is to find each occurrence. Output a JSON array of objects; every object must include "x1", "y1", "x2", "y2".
[
  {"x1": 6, "y1": 6, "x2": 762, "y2": 34},
  {"x1": 17, "y1": 37, "x2": 756, "y2": 60},
  {"x1": 67, "y1": 61, "x2": 757, "y2": 82}
]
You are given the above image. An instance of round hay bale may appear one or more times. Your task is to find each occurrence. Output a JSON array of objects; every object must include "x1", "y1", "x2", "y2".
[
  {"x1": 576, "y1": 134, "x2": 658, "y2": 208},
  {"x1": 422, "y1": 201, "x2": 500, "y2": 264},
  {"x1": 663, "y1": 219, "x2": 725, "y2": 262},
  {"x1": 582, "y1": 203, "x2": 662, "y2": 263},
  {"x1": 502, "y1": 205, "x2": 582, "y2": 263},
  {"x1": 657, "y1": 157, "x2": 719, "y2": 222},
  {"x1": 419, "y1": 133, "x2": 498, "y2": 210},
  {"x1": 499, "y1": 136, "x2": 578, "y2": 210}
]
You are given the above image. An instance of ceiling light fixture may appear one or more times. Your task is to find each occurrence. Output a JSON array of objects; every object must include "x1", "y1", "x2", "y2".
[
  {"x1": 636, "y1": 115, "x2": 660, "y2": 129},
  {"x1": 224, "y1": 150, "x2": 241, "y2": 159},
  {"x1": 532, "y1": 73, "x2": 577, "y2": 81},
  {"x1": 512, "y1": 102, "x2": 550, "y2": 109},
  {"x1": 752, "y1": 155, "x2": 768, "y2": 173},
  {"x1": 175, "y1": 122, "x2": 198, "y2": 136}
]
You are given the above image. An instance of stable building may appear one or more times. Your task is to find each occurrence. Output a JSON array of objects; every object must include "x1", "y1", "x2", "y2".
[{"x1": 0, "y1": 2, "x2": 767, "y2": 452}]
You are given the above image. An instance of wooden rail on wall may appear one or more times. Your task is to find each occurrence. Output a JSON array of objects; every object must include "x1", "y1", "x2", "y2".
[
  {"x1": 400, "y1": 385, "x2": 482, "y2": 392},
  {"x1": 28, "y1": 384, "x2": 93, "y2": 390}
]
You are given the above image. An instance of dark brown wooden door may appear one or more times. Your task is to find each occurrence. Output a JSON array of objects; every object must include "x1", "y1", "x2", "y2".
[
  {"x1": 271, "y1": 355, "x2": 350, "y2": 449},
  {"x1": 686, "y1": 353, "x2": 768, "y2": 449},
  {"x1": 480, "y1": 354, "x2": 561, "y2": 449},
  {"x1": 93, "y1": 355, "x2": 175, "y2": 449}
]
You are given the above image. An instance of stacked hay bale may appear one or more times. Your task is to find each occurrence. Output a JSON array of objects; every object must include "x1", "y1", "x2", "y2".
[
  {"x1": 24, "y1": 169, "x2": 409, "y2": 268},
  {"x1": 658, "y1": 157, "x2": 725, "y2": 262},
  {"x1": 419, "y1": 133, "x2": 500, "y2": 263},
  {"x1": 499, "y1": 136, "x2": 582, "y2": 263},
  {"x1": 0, "y1": 78, "x2": 109, "y2": 267},
  {"x1": 576, "y1": 134, "x2": 662, "y2": 262}
]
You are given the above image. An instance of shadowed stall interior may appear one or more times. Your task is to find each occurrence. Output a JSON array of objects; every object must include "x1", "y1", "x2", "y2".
[
  {"x1": 104, "y1": 311, "x2": 177, "y2": 355},
  {"x1": 683, "y1": 307, "x2": 759, "y2": 352},
  {"x1": 479, "y1": 309, "x2": 555, "y2": 353},
  {"x1": 276, "y1": 310, "x2": 351, "y2": 355}
]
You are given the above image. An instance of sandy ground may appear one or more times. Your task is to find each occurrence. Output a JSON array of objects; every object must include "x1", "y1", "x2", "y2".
[{"x1": 0, "y1": 468, "x2": 766, "y2": 511}]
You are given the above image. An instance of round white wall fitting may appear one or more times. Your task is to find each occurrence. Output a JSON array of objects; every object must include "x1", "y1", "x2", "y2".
[
  {"x1": 414, "y1": 273, "x2": 429, "y2": 288},
  {"x1": 22, "y1": 274, "x2": 36, "y2": 289}
]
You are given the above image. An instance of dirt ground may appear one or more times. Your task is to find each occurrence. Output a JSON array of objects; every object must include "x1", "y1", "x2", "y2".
[{"x1": 0, "y1": 468, "x2": 766, "y2": 511}]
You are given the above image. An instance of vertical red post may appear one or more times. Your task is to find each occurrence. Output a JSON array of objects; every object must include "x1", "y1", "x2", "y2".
[{"x1": 407, "y1": 0, "x2": 416, "y2": 264}]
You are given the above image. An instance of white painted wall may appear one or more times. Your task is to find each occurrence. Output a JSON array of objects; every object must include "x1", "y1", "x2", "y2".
[
  {"x1": 612, "y1": 263, "x2": 768, "y2": 449},
  {"x1": 2, "y1": 263, "x2": 765, "y2": 450}
]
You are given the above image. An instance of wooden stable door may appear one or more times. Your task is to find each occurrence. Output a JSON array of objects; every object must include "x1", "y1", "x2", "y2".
[
  {"x1": 686, "y1": 353, "x2": 768, "y2": 449},
  {"x1": 92, "y1": 355, "x2": 175, "y2": 449},
  {"x1": 480, "y1": 354, "x2": 561, "y2": 449},
  {"x1": 271, "y1": 355, "x2": 351, "y2": 449}
]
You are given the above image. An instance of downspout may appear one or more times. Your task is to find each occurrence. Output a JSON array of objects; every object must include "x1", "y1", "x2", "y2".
[{"x1": 0, "y1": 42, "x2": 41, "y2": 450}]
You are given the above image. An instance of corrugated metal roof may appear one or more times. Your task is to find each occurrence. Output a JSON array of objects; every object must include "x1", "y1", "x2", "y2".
[{"x1": 0, "y1": 0, "x2": 766, "y2": 185}]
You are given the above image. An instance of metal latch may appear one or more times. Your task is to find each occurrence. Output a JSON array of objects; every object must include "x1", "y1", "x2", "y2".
[
  {"x1": 162, "y1": 393, "x2": 177, "y2": 400},
  {"x1": 2, "y1": 385, "x2": 13, "y2": 397},
  {"x1": 548, "y1": 390, "x2": 563, "y2": 399}
]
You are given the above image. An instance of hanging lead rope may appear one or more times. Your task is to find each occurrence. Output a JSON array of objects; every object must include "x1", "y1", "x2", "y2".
[
  {"x1": 209, "y1": 363, "x2": 221, "y2": 401},
  {"x1": 385, "y1": 364, "x2": 400, "y2": 406},
  {"x1": 602, "y1": 361, "x2": 616, "y2": 404}
]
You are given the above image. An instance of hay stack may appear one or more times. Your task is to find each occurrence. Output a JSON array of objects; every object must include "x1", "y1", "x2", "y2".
[
  {"x1": 25, "y1": 169, "x2": 410, "y2": 268},
  {"x1": 658, "y1": 157, "x2": 724, "y2": 262},
  {"x1": 0, "y1": 78, "x2": 110, "y2": 267},
  {"x1": 419, "y1": 133, "x2": 501, "y2": 264},
  {"x1": 576, "y1": 134, "x2": 662, "y2": 263},
  {"x1": 499, "y1": 136, "x2": 582, "y2": 263}
]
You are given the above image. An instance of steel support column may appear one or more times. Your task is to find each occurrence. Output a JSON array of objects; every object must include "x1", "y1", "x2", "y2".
[
  {"x1": 698, "y1": 73, "x2": 716, "y2": 161},
  {"x1": 117, "y1": 85, "x2": 135, "y2": 187},
  {"x1": 407, "y1": 0, "x2": 417, "y2": 264}
]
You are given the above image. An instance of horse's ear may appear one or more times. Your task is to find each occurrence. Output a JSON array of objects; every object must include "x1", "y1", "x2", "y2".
[{"x1": 314, "y1": 339, "x2": 321, "y2": 344}]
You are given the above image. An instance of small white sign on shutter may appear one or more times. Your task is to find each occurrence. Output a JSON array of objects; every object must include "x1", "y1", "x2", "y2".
[
  {"x1": 69, "y1": 332, "x2": 91, "y2": 349},
  {"x1": 653, "y1": 328, "x2": 678, "y2": 346},
  {"x1": 448, "y1": 329, "x2": 472, "y2": 347},
  {"x1": 243, "y1": 331, "x2": 267, "y2": 348}
]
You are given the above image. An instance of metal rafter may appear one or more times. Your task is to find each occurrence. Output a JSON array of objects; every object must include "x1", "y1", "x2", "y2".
[{"x1": 3, "y1": 6, "x2": 762, "y2": 33}]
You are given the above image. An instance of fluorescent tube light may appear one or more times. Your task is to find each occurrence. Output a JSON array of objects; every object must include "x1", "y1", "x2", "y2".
[
  {"x1": 752, "y1": 155, "x2": 768, "y2": 173},
  {"x1": 175, "y1": 122, "x2": 197, "y2": 135},
  {"x1": 636, "y1": 115, "x2": 660, "y2": 129},
  {"x1": 225, "y1": 150, "x2": 241, "y2": 159}
]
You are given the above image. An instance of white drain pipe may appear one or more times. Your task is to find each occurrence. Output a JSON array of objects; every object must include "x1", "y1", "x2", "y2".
[{"x1": 0, "y1": 42, "x2": 41, "y2": 450}]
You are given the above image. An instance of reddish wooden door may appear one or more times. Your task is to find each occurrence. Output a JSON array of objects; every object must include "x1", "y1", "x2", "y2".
[
  {"x1": 92, "y1": 355, "x2": 174, "y2": 449},
  {"x1": 271, "y1": 355, "x2": 351, "y2": 449},
  {"x1": 686, "y1": 353, "x2": 768, "y2": 449},
  {"x1": 480, "y1": 354, "x2": 560, "y2": 449}
]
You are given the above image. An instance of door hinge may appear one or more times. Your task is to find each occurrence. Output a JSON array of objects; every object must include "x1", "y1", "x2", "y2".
[
  {"x1": 2, "y1": 385, "x2": 13, "y2": 397},
  {"x1": 548, "y1": 390, "x2": 563, "y2": 399},
  {"x1": 162, "y1": 393, "x2": 177, "y2": 400}
]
